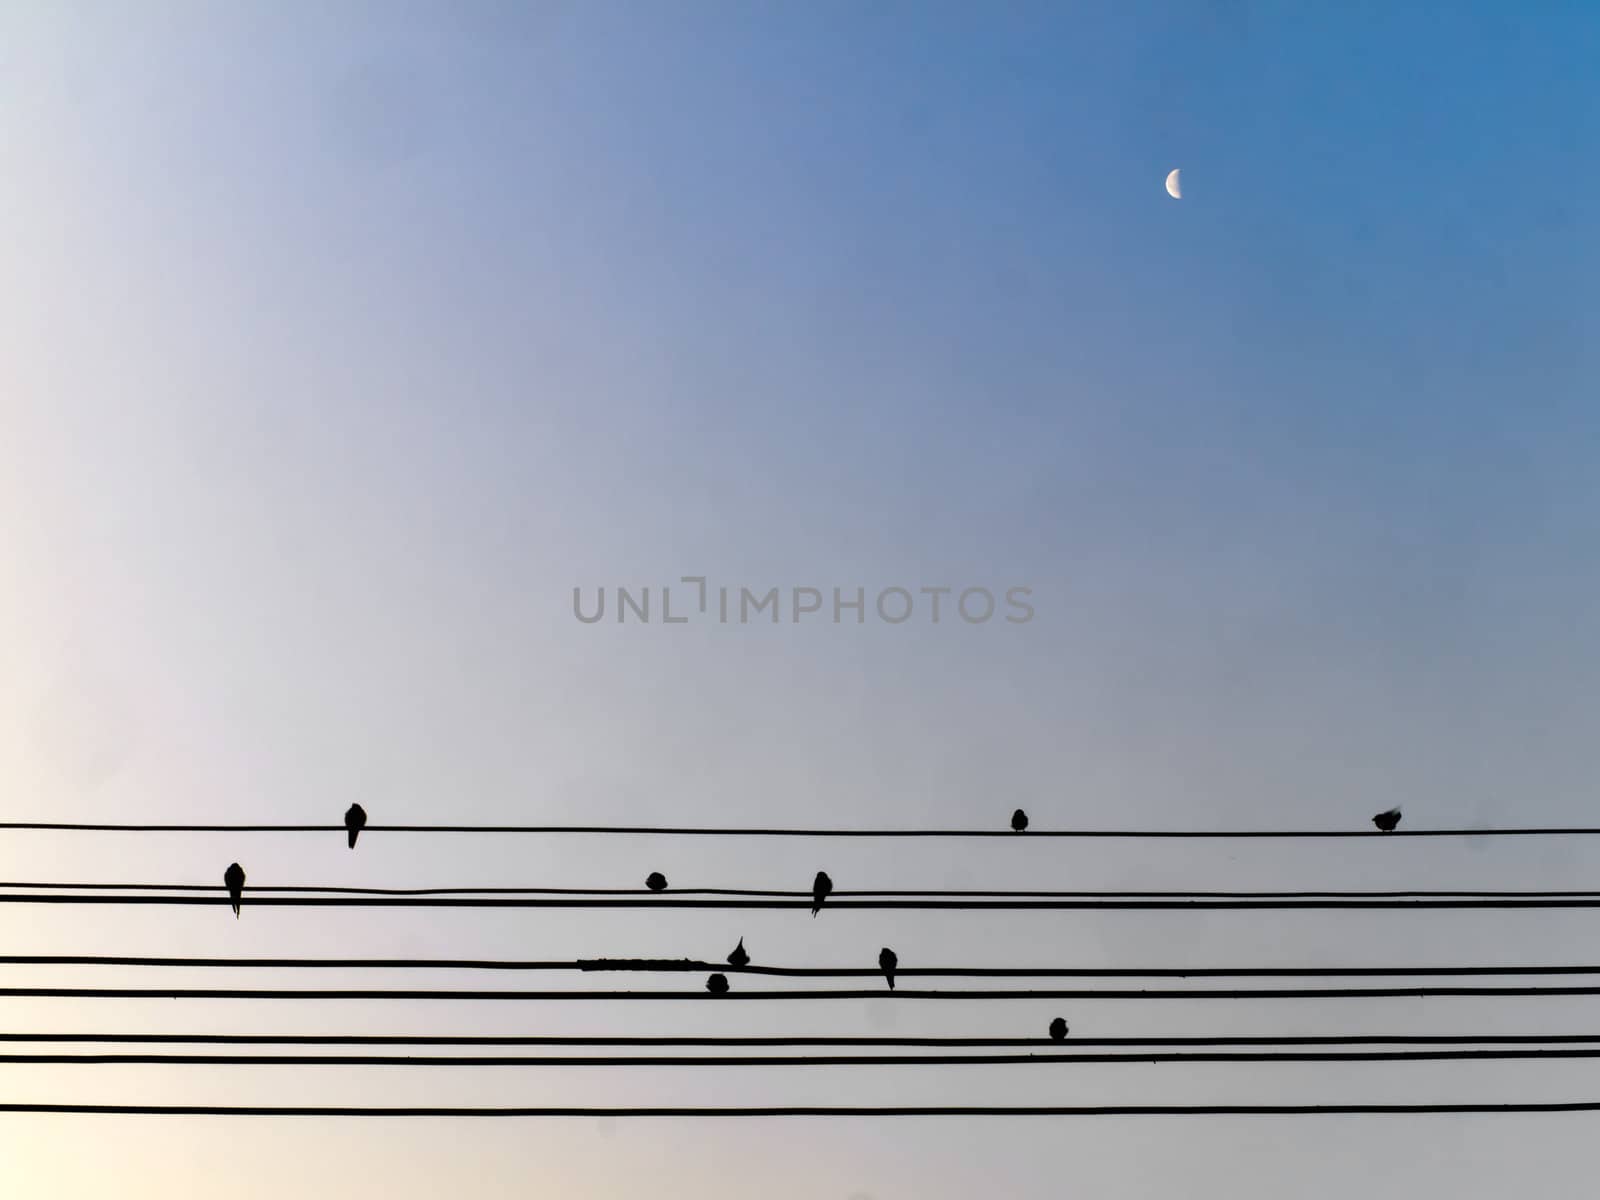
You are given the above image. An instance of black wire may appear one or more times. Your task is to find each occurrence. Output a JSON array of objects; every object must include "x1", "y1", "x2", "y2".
[
  {"x1": 5, "y1": 1033, "x2": 1600, "y2": 1047},
  {"x1": 10, "y1": 983, "x2": 1600, "y2": 1000},
  {"x1": 9, "y1": 894, "x2": 1600, "y2": 910},
  {"x1": 11, "y1": 954, "x2": 1600, "y2": 979},
  {"x1": 8, "y1": 1048, "x2": 1600, "y2": 1066},
  {"x1": 10, "y1": 883, "x2": 1600, "y2": 900},
  {"x1": 4, "y1": 1102, "x2": 1600, "y2": 1116},
  {"x1": 0, "y1": 822, "x2": 1594, "y2": 838}
]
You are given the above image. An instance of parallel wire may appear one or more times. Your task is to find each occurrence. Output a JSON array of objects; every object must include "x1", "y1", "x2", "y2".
[
  {"x1": 12, "y1": 820, "x2": 1600, "y2": 1119},
  {"x1": 4, "y1": 1033, "x2": 1600, "y2": 1047},
  {"x1": 3, "y1": 822, "x2": 1598, "y2": 838},
  {"x1": 10, "y1": 984, "x2": 1600, "y2": 1000},
  {"x1": 13, "y1": 894, "x2": 1600, "y2": 910},
  {"x1": 9, "y1": 954, "x2": 1600, "y2": 979},
  {"x1": 6, "y1": 1101, "x2": 1600, "y2": 1116},
  {"x1": 8, "y1": 883, "x2": 1600, "y2": 900},
  {"x1": 15, "y1": 1036, "x2": 1600, "y2": 1043},
  {"x1": 8, "y1": 1048, "x2": 1600, "y2": 1066}
]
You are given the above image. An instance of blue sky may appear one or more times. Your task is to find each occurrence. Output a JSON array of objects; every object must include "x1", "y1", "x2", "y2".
[{"x1": 2, "y1": 2, "x2": 1599, "y2": 1196}]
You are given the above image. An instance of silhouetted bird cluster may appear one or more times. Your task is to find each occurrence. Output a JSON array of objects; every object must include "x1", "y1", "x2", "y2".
[{"x1": 209, "y1": 804, "x2": 1405, "y2": 1045}]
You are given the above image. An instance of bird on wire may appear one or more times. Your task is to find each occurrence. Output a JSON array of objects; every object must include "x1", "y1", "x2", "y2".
[
  {"x1": 344, "y1": 803, "x2": 367, "y2": 849},
  {"x1": 811, "y1": 871, "x2": 833, "y2": 917},
  {"x1": 1372, "y1": 808, "x2": 1402, "y2": 832},
  {"x1": 879, "y1": 947, "x2": 898, "y2": 991},
  {"x1": 1011, "y1": 808, "x2": 1029, "y2": 832},
  {"x1": 1049, "y1": 1017, "x2": 1069, "y2": 1041},
  {"x1": 706, "y1": 973, "x2": 730, "y2": 994},
  {"x1": 645, "y1": 872, "x2": 668, "y2": 891},
  {"x1": 727, "y1": 938, "x2": 750, "y2": 968},
  {"x1": 223, "y1": 862, "x2": 246, "y2": 918}
]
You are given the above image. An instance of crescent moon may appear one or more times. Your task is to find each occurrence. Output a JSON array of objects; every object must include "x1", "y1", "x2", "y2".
[{"x1": 1165, "y1": 168, "x2": 1181, "y2": 199}]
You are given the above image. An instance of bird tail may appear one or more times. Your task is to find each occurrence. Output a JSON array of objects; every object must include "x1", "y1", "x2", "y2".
[
  {"x1": 231, "y1": 902, "x2": 240, "y2": 918},
  {"x1": 347, "y1": 829, "x2": 359, "y2": 849},
  {"x1": 887, "y1": 975, "x2": 895, "y2": 990}
]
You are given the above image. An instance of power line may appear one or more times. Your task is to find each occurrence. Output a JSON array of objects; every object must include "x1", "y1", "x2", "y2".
[
  {"x1": 574, "y1": 959, "x2": 1600, "y2": 978},
  {"x1": 8, "y1": 1047, "x2": 1600, "y2": 1066},
  {"x1": 11, "y1": 954, "x2": 1600, "y2": 979},
  {"x1": 6, "y1": 1033, "x2": 1600, "y2": 1048},
  {"x1": 9, "y1": 893, "x2": 1600, "y2": 910},
  {"x1": 4, "y1": 1101, "x2": 1600, "y2": 1117},
  {"x1": 11, "y1": 883, "x2": 1600, "y2": 901},
  {"x1": 0, "y1": 821, "x2": 1595, "y2": 838},
  {"x1": 10, "y1": 983, "x2": 1600, "y2": 1000}
]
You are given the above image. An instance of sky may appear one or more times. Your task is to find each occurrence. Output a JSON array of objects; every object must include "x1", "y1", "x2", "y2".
[{"x1": 1, "y1": 0, "x2": 1599, "y2": 1195}]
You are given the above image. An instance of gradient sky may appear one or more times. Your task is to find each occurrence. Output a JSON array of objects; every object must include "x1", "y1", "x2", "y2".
[{"x1": 2, "y1": 1, "x2": 1599, "y2": 1196}]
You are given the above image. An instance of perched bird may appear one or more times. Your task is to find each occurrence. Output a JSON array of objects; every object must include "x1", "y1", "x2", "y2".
[
  {"x1": 344, "y1": 802, "x2": 368, "y2": 849},
  {"x1": 1048, "y1": 1017, "x2": 1068, "y2": 1041},
  {"x1": 811, "y1": 870, "x2": 833, "y2": 917},
  {"x1": 706, "y1": 973, "x2": 729, "y2": 994},
  {"x1": 223, "y1": 862, "x2": 246, "y2": 918},
  {"x1": 1372, "y1": 808, "x2": 1402, "y2": 833},
  {"x1": 645, "y1": 872, "x2": 668, "y2": 891},
  {"x1": 879, "y1": 947, "x2": 898, "y2": 991},
  {"x1": 727, "y1": 937, "x2": 750, "y2": 968},
  {"x1": 1011, "y1": 808, "x2": 1028, "y2": 832}
]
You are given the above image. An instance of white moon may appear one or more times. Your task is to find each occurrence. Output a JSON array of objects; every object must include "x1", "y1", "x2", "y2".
[{"x1": 1165, "y1": 168, "x2": 1181, "y2": 199}]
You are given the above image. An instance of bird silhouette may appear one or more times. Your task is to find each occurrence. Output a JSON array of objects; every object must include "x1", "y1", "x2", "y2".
[
  {"x1": 1011, "y1": 808, "x2": 1028, "y2": 832},
  {"x1": 645, "y1": 872, "x2": 668, "y2": 891},
  {"x1": 878, "y1": 947, "x2": 898, "y2": 990},
  {"x1": 706, "y1": 973, "x2": 729, "y2": 994},
  {"x1": 811, "y1": 871, "x2": 833, "y2": 917},
  {"x1": 344, "y1": 803, "x2": 367, "y2": 849},
  {"x1": 1048, "y1": 1017, "x2": 1068, "y2": 1041},
  {"x1": 223, "y1": 862, "x2": 246, "y2": 918},
  {"x1": 727, "y1": 937, "x2": 750, "y2": 968},
  {"x1": 1372, "y1": 808, "x2": 1402, "y2": 832}
]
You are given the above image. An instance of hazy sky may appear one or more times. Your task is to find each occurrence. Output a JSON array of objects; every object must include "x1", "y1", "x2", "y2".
[{"x1": 2, "y1": 2, "x2": 1599, "y2": 1196}]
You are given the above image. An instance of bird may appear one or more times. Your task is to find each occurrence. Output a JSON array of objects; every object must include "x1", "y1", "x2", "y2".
[
  {"x1": 1011, "y1": 808, "x2": 1028, "y2": 832},
  {"x1": 1048, "y1": 1017, "x2": 1068, "y2": 1041},
  {"x1": 706, "y1": 973, "x2": 729, "y2": 994},
  {"x1": 223, "y1": 862, "x2": 246, "y2": 918},
  {"x1": 879, "y1": 947, "x2": 898, "y2": 991},
  {"x1": 727, "y1": 937, "x2": 750, "y2": 968},
  {"x1": 1372, "y1": 807, "x2": 1402, "y2": 832},
  {"x1": 811, "y1": 870, "x2": 833, "y2": 917},
  {"x1": 645, "y1": 872, "x2": 668, "y2": 891},
  {"x1": 344, "y1": 802, "x2": 367, "y2": 849}
]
